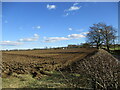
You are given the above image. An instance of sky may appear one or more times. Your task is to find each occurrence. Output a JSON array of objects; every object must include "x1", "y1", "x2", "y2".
[{"x1": 1, "y1": 2, "x2": 118, "y2": 50}]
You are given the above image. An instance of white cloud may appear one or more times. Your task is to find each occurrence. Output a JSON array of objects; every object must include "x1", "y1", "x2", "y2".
[
  {"x1": 64, "y1": 13, "x2": 69, "y2": 16},
  {"x1": 68, "y1": 6, "x2": 81, "y2": 11},
  {"x1": 73, "y1": 3, "x2": 79, "y2": 6},
  {"x1": 68, "y1": 28, "x2": 73, "y2": 31},
  {"x1": 0, "y1": 41, "x2": 23, "y2": 46},
  {"x1": 44, "y1": 32, "x2": 86, "y2": 43},
  {"x1": 32, "y1": 26, "x2": 41, "y2": 29},
  {"x1": 64, "y1": 3, "x2": 81, "y2": 16},
  {"x1": 18, "y1": 34, "x2": 39, "y2": 42},
  {"x1": 47, "y1": 4, "x2": 56, "y2": 10},
  {"x1": 0, "y1": 34, "x2": 40, "y2": 46},
  {"x1": 68, "y1": 34, "x2": 85, "y2": 39},
  {"x1": 34, "y1": 34, "x2": 39, "y2": 37},
  {"x1": 65, "y1": 3, "x2": 81, "y2": 11},
  {"x1": 36, "y1": 26, "x2": 41, "y2": 29},
  {"x1": 44, "y1": 37, "x2": 69, "y2": 43}
]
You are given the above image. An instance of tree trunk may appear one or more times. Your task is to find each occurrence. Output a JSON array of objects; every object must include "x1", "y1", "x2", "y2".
[
  {"x1": 106, "y1": 45, "x2": 110, "y2": 52},
  {"x1": 97, "y1": 43, "x2": 99, "y2": 49},
  {"x1": 106, "y1": 38, "x2": 110, "y2": 52}
]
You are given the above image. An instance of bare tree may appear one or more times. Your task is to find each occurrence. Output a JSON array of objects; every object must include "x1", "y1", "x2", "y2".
[
  {"x1": 100, "y1": 24, "x2": 117, "y2": 52},
  {"x1": 87, "y1": 22, "x2": 117, "y2": 51},
  {"x1": 87, "y1": 23, "x2": 104, "y2": 49}
]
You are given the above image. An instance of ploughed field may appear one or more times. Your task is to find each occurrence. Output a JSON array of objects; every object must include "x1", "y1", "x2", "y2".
[{"x1": 2, "y1": 48, "x2": 97, "y2": 78}]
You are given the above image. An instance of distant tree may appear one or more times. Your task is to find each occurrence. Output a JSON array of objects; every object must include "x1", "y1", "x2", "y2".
[
  {"x1": 87, "y1": 22, "x2": 117, "y2": 51},
  {"x1": 82, "y1": 43, "x2": 91, "y2": 48},
  {"x1": 45, "y1": 46, "x2": 48, "y2": 49}
]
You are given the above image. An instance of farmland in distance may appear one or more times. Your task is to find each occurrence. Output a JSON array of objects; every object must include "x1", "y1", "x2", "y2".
[{"x1": 2, "y1": 48, "x2": 98, "y2": 88}]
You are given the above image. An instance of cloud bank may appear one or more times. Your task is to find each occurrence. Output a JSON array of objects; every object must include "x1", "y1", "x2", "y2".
[
  {"x1": 0, "y1": 34, "x2": 40, "y2": 46},
  {"x1": 18, "y1": 34, "x2": 39, "y2": 42},
  {"x1": 0, "y1": 41, "x2": 23, "y2": 46},
  {"x1": 44, "y1": 32, "x2": 87, "y2": 43}
]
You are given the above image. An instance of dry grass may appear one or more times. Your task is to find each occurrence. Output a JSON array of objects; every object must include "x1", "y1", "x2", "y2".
[{"x1": 61, "y1": 49, "x2": 120, "y2": 89}]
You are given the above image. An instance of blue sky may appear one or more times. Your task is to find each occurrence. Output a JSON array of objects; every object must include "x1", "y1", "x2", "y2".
[{"x1": 1, "y1": 2, "x2": 118, "y2": 50}]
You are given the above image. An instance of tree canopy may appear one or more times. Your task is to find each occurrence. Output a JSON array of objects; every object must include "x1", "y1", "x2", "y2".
[{"x1": 87, "y1": 22, "x2": 117, "y2": 51}]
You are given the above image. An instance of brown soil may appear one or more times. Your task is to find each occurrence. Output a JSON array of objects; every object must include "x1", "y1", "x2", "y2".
[{"x1": 2, "y1": 48, "x2": 97, "y2": 78}]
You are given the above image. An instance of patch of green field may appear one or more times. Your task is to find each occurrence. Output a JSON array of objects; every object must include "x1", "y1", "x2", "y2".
[
  {"x1": 110, "y1": 47, "x2": 120, "y2": 50},
  {"x1": 2, "y1": 74, "x2": 36, "y2": 88},
  {"x1": 2, "y1": 71, "x2": 73, "y2": 88},
  {"x1": 2, "y1": 71, "x2": 89, "y2": 88},
  {"x1": 102, "y1": 46, "x2": 120, "y2": 50}
]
